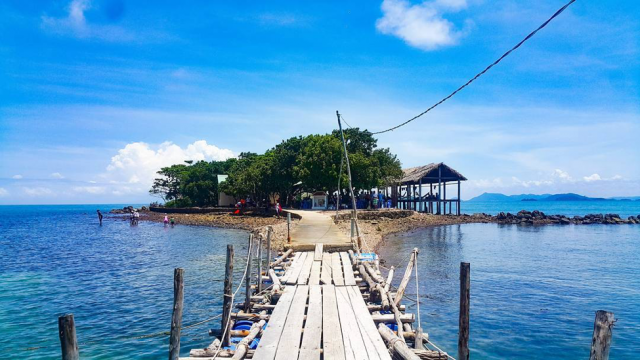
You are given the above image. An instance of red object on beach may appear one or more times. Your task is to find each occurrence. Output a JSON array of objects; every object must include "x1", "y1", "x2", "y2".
[{"x1": 234, "y1": 209, "x2": 240, "y2": 214}]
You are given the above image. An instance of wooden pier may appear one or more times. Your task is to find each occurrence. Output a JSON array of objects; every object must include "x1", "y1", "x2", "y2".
[{"x1": 179, "y1": 234, "x2": 449, "y2": 360}]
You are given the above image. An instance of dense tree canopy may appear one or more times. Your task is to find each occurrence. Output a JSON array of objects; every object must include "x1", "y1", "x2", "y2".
[{"x1": 150, "y1": 128, "x2": 402, "y2": 207}]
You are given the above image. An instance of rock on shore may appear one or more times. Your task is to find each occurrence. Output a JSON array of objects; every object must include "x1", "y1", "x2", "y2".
[{"x1": 486, "y1": 210, "x2": 640, "y2": 225}]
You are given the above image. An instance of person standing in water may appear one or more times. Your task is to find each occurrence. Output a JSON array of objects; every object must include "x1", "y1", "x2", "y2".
[
  {"x1": 170, "y1": 217, "x2": 175, "y2": 227},
  {"x1": 97, "y1": 210, "x2": 103, "y2": 225},
  {"x1": 163, "y1": 215, "x2": 169, "y2": 226}
]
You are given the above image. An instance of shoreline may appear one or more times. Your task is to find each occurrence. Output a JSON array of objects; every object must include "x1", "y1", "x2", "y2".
[{"x1": 114, "y1": 207, "x2": 639, "y2": 251}]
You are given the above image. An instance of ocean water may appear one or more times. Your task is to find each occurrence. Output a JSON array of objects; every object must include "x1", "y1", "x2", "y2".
[
  {"x1": 379, "y1": 223, "x2": 640, "y2": 359},
  {"x1": 0, "y1": 205, "x2": 251, "y2": 359},
  {"x1": 461, "y1": 200, "x2": 640, "y2": 218}
]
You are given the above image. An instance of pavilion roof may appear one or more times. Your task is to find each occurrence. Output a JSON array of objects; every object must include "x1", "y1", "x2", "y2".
[{"x1": 398, "y1": 163, "x2": 467, "y2": 184}]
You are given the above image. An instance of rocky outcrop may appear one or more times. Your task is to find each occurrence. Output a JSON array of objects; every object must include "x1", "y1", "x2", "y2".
[{"x1": 474, "y1": 210, "x2": 639, "y2": 225}]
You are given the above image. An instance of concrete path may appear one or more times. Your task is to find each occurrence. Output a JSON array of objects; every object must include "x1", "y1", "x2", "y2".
[{"x1": 286, "y1": 210, "x2": 351, "y2": 245}]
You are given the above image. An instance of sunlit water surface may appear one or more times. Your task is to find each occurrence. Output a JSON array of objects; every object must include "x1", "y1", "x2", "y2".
[
  {"x1": 379, "y1": 223, "x2": 640, "y2": 359},
  {"x1": 0, "y1": 205, "x2": 250, "y2": 359}
]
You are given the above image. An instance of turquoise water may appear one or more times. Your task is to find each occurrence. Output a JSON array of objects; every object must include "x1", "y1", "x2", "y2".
[
  {"x1": 3, "y1": 205, "x2": 639, "y2": 359},
  {"x1": 379, "y1": 224, "x2": 640, "y2": 359},
  {"x1": 0, "y1": 205, "x2": 250, "y2": 359},
  {"x1": 462, "y1": 200, "x2": 640, "y2": 218}
]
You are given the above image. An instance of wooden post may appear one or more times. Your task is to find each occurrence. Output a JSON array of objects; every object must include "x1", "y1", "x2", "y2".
[
  {"x1": 351, "y1": 218, "x2": 355, "y2": 241},
  {"x1": 444, "y1": 181, "x2": 447, "y2": 214},
  {"x1": 257, "y1": 234, "x2": 263, "y2": 294},
  {"x1": 419, "y1": 179, "x2": 423, "y2": 212},
  {"x1": 287, "y1": 213, "x2": 291, "y2": 243},
  {"x1": 58, "y1": 314, "x2": 79, "y2": 360},
  {"x1": 245, "y1": 235, "x2": 254, "y2": 312},
  {"x1": 458, "y1": 262, "x2": 470, "y2": 360},
  {"x1": 222, "y1": 245, "x2": 234, "y2": 347},
  {"x1": 590, "y1": 310, "x2": 615, "y2": 360},
  {"x1": 438, "y1": 165, "x2": 442, "y2": 215},
  {"x1": 169, "y1": 268, "x2": 184, "y2": 360},
  {"x1": 266, "y1": 226, "x2": 272, "y2": 270},
  {"x1": 457, "y1": 180, "x2": 461, "y2": 216}
]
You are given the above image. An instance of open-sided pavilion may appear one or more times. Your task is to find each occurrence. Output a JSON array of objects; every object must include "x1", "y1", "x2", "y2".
[{"x1": 391, "y1": 163, "x2": 467, "y2": 215}]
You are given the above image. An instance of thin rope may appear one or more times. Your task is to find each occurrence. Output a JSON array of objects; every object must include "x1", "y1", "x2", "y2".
[{"x1": 369, "y1": 0, "x2": 577, "y2": 135}]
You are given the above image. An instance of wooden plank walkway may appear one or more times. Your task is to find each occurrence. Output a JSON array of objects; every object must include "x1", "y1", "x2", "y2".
[{"x1": 251, "y1": 247, "x2": 392, "y2": 360}]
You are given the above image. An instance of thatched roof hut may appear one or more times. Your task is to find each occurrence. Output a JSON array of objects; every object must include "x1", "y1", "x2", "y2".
[{"x1": 398, "y1": 163, "x2": 467, "y2": 185}]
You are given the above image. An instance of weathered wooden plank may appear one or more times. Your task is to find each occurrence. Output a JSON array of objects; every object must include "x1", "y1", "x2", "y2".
[
  {"x1": 253, "y1": 286, "x2": 296, "y2": 360},
  {"x1": 335, "y1": 286, "x2": 369, "y2": 360},
  {"x1": 297, "y1": 252, "x2": 315, "y2": 285},
  {"x1": 346, "y1": 286, "x2": 391, "y2": 360},
  {"x1": 340, "y1": 252, "x2": 357, "y2": 286},
  {"x1": 314, "y1": 243, "x2": 323, "y2": 260},
  {"x1": 320, "y1": 253, "x2": 332, "y2": 285},
  {"x1": 299, "y1": 285, "x2": 322, "y2": 360},
  {"x1": 331, "y1": 252, "x2": 344, "y2": 286},
  {"x1": 285, "y1": 252, "x2": 308, "y2": 285},
  {"x1": 279, "y1": 252, "x2": 302, "y2": 284},
  {"x1": 309, "y1": 261, "x2": 321, "y2": 285},
  {"x1": 322, "y1": 285, "x2": 346, "y2": 360},
  {"x1": 275, "y1": 286, "x2": 309, "y2": 360}
]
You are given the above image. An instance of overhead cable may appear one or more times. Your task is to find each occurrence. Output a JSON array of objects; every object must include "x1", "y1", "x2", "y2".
[{"x1": 371, "y1": 0, "x2": 577, "y2": 135}]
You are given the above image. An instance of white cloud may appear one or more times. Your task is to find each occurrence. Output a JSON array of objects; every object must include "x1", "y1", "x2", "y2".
[
  {"x1": 0, "y1": 188, "x2": 8, "y2": 197},
  {"x1": 376, "y1": 0, "x2": 470, "y2": 51},
  {"x1": 51, "y1": 172, "x2": 65, "y2": 179},
  {"x1": 41, "y1": 0, "x2": 135, "y2": 42},
  {"x1": 73, "y1": 186, "x2": 106, "y2": 194},
  {"x1": 104, "y1": 140, "x2": 235, "y2": 194},
  {"x1": 552, "y1": 169, "x2": 573, "y2": 182},
  {"x1": 583, "y1": 173, "x2": 601, "y2": 182},
  {"x1": 23, "y1": 187, "x2": 53, "y2": 196},
  {"x1": 12, "y1": 175, "x2": 23, "y2": 180}
]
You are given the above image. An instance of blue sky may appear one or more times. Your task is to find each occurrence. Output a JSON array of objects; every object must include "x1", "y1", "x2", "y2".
[{"x1": 0, "y1": 0, "x2": 638, "y2": 204}]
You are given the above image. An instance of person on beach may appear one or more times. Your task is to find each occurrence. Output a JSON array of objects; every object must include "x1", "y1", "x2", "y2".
[
  {"x1": 372, "y1": 193, "x2": 379, "y2": 209},
  {"x1": 275, "y1": 201, "x2": 281, "y2": 218},
  {"x1": 170, "y1": 217, "x2": 175, "y2": 226},
  {"x1": 378, "y1": 192, "x2": 384, "y2": 209},
  {"x1": 163, "y1": 215, "x2": 169, "y2": 226},
  {"x1": 97, "y1": 210, "x2": 103, "y2": 225}
]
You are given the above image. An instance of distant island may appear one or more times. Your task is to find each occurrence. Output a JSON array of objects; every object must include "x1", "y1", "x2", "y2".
[{"x1": 468, "y1": 192, "x2": 640, "y2": 202}]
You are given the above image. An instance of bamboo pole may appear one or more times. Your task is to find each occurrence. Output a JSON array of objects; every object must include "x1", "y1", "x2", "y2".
[
  {"x1": 58, "y1": 314, "x2": 79, "y2": 360},
  {"x1": 169, "y1": 268, "x2": 184, "y2": 360},
  {"x1": 384, "y1": 266, "x2": 395, "y2": 293},
  {"x1": 589, "y1": 310, "x2": 615, "y2": 360},
  {"x1": 270, "y1": 249, "x2": 293, "y2": 268},
  {"x1": 222, "y1": 245, "x2": 234, "y2": 347},
  {"x1": 458, "y1": 262, "x2": 470, "y2": 360},
  {"x1": 394, "y1": 248, "x2": 418, "y2": 306},
  {"x1": 269, "y1": 269, "x2": 282, "y2": 292},
  {"x1": 378, "y1": 323, "x2": 420, "y2": 360},
  {"x1": 231, "y1": 311, "x2": 267, "y2": 359},
  {"x1": 386, "y1": 291, "x2": 405, "y2": 342}
]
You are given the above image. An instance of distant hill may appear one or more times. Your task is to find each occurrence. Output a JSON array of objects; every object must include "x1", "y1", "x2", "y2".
[{"x1": 468, "y1": 192, "x2": 618, "y2": 202}]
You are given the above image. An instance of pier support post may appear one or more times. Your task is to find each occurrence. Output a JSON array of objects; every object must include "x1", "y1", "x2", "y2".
[
  {"x1": 245, "y1": 235, "x2": 254, "y2": 312},
  {"x1": 222, "y1": 245, "x2": 234, "y2": 347},
  {"x1": 350, "y1": 218, "x2": 355, "y2": 241},
  {"x1": 266, "y1": 226, "x2": 272, "y2": 269},
  {"x1": 257, "y1": 233, "x2": 264, "y2": 293},
  {"x1": 169, "y1": 268, "x2": 184, "y2": 360},
  {"x1": 58, "y1": 314, "x2": 79, "y2": 360},
  {"x1": 589, "y1": 310, "x2": 615, "y2": 360},
  {"x1": 458, "y1": 262, "x2": 470, "y2": 360}
]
